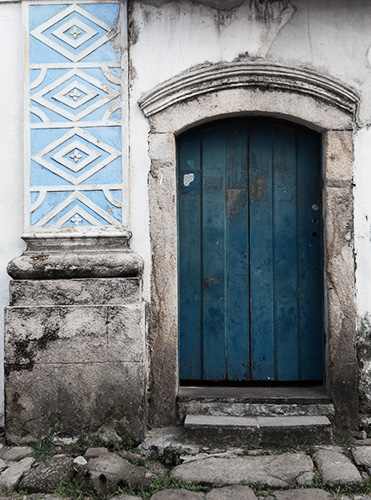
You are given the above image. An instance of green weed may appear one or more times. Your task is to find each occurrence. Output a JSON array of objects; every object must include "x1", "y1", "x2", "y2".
[
  {"x1": 242, "y1": 482, "x2": 274, "y2": 497},
  {"x1": 54, "y1": 477, "x2": 95, "y2": 500},
  {"x1": 55, "y1": 475, "x2": 209, "y2": 500},
  {"x1": 116, "y1": 476, "x2": 210, "y2": 500},
  {"x1": 30, "y1": 432, "x2": 55, "y2": 462},
  {"x1": 71, "y1": 432, "x2": 137, "y2": 456},
  {"x1": 312, "y1": 472, "x2": 324, "y2": 489}
]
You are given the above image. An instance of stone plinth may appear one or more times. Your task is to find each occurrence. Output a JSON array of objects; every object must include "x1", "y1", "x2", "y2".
[{"x1": 5, "y1": 240, "x2": 147, "y2": 443}]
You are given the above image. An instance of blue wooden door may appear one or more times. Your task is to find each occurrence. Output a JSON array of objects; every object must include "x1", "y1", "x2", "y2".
[{"x1": 178, "y1": 119, "x2": 323, "y2": 382}]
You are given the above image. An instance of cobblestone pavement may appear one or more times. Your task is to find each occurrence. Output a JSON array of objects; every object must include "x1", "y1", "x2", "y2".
[{"x1": 1, "y1": 427, "x2": 371, "y2": 499}]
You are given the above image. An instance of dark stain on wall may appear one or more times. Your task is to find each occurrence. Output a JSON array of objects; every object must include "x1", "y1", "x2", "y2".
[{"x1": 250, "y1": 0, "x2": 291, "y2": 25}]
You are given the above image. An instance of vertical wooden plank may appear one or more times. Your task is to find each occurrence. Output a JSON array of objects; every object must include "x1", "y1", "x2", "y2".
[
  {"x1": 225, "y1": 121, "x2": 250, "y2": 380},
  {"x1": 202, "y1": 126, "x2": 227, "y2": 380},
  {"x1": 249, "y1": 122, "x2": 275, "y2": 381},
  {"x1": 297, "y1": 128, "x2": 323, "y2": 380},
  {"x1": 273, "y1": 125, "x2": 299, "y2": 380},
  {"x1": 178, "y1": 130, "x2": 202, "y2": 380}
]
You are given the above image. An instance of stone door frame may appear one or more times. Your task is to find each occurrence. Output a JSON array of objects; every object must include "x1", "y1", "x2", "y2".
[{"x1": 139, "y1": 62, "x2": 360, "y2": 429}]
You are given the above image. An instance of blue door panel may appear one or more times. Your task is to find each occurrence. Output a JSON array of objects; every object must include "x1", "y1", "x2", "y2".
[
  {"x1": 178, "y1": 131, "x2": 202, "y2": 380},
  {"x1": 225, "y1": 122, "x2": 250, "y2": 381},
  {"x1": 297, "y1": 128, "x2": 323, "y2": 380},
  {"x1": 178, "y1": 118, "x2": 323, "y2": 382},
  {"x1": 202, "y1": 128, "x2": 227, "y2": 380},
  {"x1": 273, "y1": 125, "x2": 299, "y2": 381},
  {"x1": 249, "y1": 123, "x2": 275, "y2": 380}
]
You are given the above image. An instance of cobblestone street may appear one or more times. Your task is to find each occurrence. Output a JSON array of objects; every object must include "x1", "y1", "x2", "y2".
[{"x1": 0, "y1": 427, "x2": 371, "y2": 499}]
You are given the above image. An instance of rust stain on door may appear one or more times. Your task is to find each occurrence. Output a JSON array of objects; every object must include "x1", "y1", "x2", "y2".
[
  {"x1": 226, "y1": 188, "x2": 246, "y2": 218},
  {"x1": 250, "y1": 178, "x2": 268, "y2": 202}
]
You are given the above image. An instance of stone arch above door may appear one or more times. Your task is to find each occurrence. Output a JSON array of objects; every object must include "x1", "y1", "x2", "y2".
[{"x1": 138, "y1": 62, "x2": 360, "y2": 430}]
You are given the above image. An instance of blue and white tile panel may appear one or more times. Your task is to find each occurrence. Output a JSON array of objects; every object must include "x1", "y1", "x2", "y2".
[{"x1": 25, "y1": 1, "x2": 127, "y2": 235}]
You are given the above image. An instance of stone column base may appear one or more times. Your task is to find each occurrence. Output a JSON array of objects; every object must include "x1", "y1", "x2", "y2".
[{"x1": 5, "y1": 274, "x2": 147, "y2": 443}]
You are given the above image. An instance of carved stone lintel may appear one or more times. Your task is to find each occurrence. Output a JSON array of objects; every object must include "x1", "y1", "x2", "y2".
[
  {"x1": 139, "y1": 62, "x2": 359, "y2": 117},
  {"x1": 7, "y1": 233, "x2": 143, "y2": 280}
]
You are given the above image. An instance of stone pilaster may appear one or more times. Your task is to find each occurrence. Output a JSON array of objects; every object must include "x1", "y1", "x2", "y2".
[{"x1": 5, "y1": 236, "x2": 147, "y2": 443}]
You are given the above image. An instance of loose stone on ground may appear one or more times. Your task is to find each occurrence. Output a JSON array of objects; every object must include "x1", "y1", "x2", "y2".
[
  {"x1": 313, "y1": 448, "x2": 363, "y2": 486},
  {"x1": 18, "y1": 455, "x2": 74, "y2": 493},
  {"x1": 265, "y1": 489, "x2": 334, "y2": 500},
  {"x1": 171, "y1": 453, "x2": 314, "y2": 487},
  {"x1": 0, "y1": 456, "x2": 35, "y2": 492},
  {"x1": 84, "y1": 446, "x2": 109, "y2": 459},
  {"x1": 0, "y1": 457, "x2": 7, "y2": 472},
  {"x1": 352, "y1": 446, "x2": 371, "y2": 468},
  {"x1": 1, "y1": 446, "x2": 33, "y2": 461},
  {"x1": 88, "y1": 451, "x2": 154, "y2": 495},
  {"x1": 73, "y1": 455, "x2": 88, "y2": 467}
]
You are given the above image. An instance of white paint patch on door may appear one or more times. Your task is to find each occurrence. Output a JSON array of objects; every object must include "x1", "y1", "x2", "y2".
[{"x1": 184, "y1": 173, "x2": 195, "y2": 187}]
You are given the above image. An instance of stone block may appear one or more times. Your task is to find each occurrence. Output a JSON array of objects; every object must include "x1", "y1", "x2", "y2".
[
  {"x1": 5, "y1": 274, "x2": 147, "y2": 445},
  {"x1": 313, "y1": 449, "x2": 362, "y2": 487},
  {"x1": 149, "y1": 133, "x2": 175, "y2": 162},
  {"x1": 5, "y1": 304, "x2": 145, "y2": 366},
  {"x1": 324, "y1": 131, "x2": 353, "y2": 182},
  {"x1": 324, "y1": 185, "x2": 358, "y2": 428},
  {"x1": 5, "y1": 306, "x2": 108, "y2": 365},
  {"x1": 88, "y1": 452, "x2": 153, "y2": 494},
  {"x1": 84, "y1": 447, "x2": 109, "y2": 459},
  {"x1": 266, "y1": 490, "x2": 334, "y2": 500},
  {"x1": 18, "y1": 455, "x2": 74, "y2": 493},
  {"x1": 184, "y1": 415, "x2": 332, "y2": 447},
  {"x1": 1, "y1": 446, "x2": 33, "y2": 461},
  {"x1": 0, "y1": 457, "x2": 35, "y2": 493},
  {"x1": 352, "y1": 446, "x2": 371, "y2": 467},
  {"x1": 7, "y1": 251, "x2": 143, "y2": 280},
  {"x1": 170, "y1": 453, "x2": 314, "y2": 488},
  {"x1": 5, "y1": 361, "x2": 146, "y2": 443},
  {"x1": 149, "y1": 88, "x2": 353, "y2": 134},
  {"x1": 10, "y1": 278, "x2": 141, "y2": 306},
  {"x1": 148, "y1": 159, "x2": 178, "y2": 428},
  {"x1": 107, "y1": 305, "x2": 145, "y2": 362}
]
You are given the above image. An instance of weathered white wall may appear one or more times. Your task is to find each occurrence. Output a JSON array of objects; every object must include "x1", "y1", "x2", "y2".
[
  {"x1": 354, "y1": 126, "x2": 371, "y2": 417},
  {"x1": 129, "y1": 0, "x2": 371, "y2": 308},
  {"x1": 2, "y1": 0, "x2": 371, "y2": 422},
  {"x1": 0, "y1": 1, "x2": 26, "y2": 424}
]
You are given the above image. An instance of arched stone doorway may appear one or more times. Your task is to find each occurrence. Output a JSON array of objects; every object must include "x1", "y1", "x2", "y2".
[{"x1": 139, "y1": 62, "x2": 359, "y2": 429}]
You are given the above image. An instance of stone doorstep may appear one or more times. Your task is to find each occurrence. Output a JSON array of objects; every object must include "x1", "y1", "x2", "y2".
[
  {"x1": 185, "y1": 415, "x2": 332, "y2": 428},
  {"x1": 178, "y1": 402, "x2": 335, "y2": 421},
  {"x1": 184, "y1": 415, "x2": 333, "y2": 446},
  {"x1": 177, "y1": 385, "x2": 332, "y2": 403},
  {"x1": 177, "y1": 386, "x2": 335, "y2": 421}
]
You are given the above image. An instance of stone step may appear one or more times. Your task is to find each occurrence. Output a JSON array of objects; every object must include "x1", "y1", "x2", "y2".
[
  {"x1": 184, "y1": 414, "x2": 333, "y2": 446},
  {"x1": 178, "y1": 401, "x2": 335, "y2": 421},
  {"x1": 177, "y1": 386, "x2": 334, "y2": 422}
]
